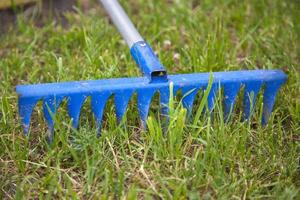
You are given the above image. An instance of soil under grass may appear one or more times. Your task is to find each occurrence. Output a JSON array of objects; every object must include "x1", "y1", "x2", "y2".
[{"x1": 0, "y1": 0, "x2": 299, "y2": 199}]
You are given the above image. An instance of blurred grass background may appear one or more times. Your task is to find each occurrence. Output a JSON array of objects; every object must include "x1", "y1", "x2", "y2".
[{"x1": 0, "y1": 0, "x2": 37, "y2": 10}]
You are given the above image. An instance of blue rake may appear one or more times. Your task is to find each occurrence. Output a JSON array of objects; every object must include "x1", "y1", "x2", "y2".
[{"x1": 16, "y1": 0, "x2": 287, "y2": 139}]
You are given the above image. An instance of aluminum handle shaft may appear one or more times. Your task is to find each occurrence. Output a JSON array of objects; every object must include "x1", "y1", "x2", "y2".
[
  {"x1": 99, "y1": 0, "x2": 143, "y2": 47},
  {"x1": 99, "y1": 0, "x2": 168, "y2": 82}
]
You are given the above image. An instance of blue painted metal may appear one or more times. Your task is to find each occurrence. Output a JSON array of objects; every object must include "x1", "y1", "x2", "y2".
[
  {"x1": 67, "y1": 94, "x2": 87, "y2": 128},
  {"x1": 130, "y1": 41, "x2": 168, "y2": 82},
  {"x1": 181, "y1": 86, "x2": 200, "y2": 118},
  {"x1": 262, "y1": 78, "x2": 284, "y2": 125},
  {"x1": 91, "y1": 91, "x2": 111, "y2": 135},
  {"x1": 223, "y1": 82, "x2": 241, "y2": 121},
  {"x1": 43, "y1": 96, "x2": 64, "y2": 132},
  {"x1": 16, "y1": 70, "x2": 287, "y2": 136},
  {"x1": 137, "y1": 88, "x2": 157, "y2": 129}
]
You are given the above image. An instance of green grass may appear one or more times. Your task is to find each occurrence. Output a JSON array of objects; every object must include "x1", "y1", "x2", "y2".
[{"x1": 1, "y1": 0, "x2": 299, "y2": 199}]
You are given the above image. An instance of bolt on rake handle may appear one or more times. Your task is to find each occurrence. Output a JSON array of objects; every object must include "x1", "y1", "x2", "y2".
[{"x1": 99, "y1": 0, "x2": 168, "y2": 82}]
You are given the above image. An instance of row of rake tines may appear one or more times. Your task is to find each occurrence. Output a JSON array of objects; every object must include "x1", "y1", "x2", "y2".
[{"x1": 22, "y1": 81, "x2": 279, "y2": 136}]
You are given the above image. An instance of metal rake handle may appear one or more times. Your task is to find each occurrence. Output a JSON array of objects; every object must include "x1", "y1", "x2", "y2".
[
  {"x1": 100, "y1": 0, "x2": 143, "y2": 47},
  {"x1": 99, "y1": 0, "x2": 168, "y2": 82}
]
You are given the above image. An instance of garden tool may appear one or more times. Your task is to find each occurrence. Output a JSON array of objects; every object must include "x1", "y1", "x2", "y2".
[{"x1": 16, "y1": 0, "x2": 287, "y2": 139}]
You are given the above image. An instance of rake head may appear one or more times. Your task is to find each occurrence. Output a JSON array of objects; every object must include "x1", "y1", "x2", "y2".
[
  {"x1": 16, "y1": 70, "x2": 287, "y2": 138},
  {"x1": 14, "y1": 1, "x2": 288, "y2": 141}
]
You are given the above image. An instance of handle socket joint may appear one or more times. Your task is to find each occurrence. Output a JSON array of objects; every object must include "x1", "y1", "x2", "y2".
[{"x1": 130, "y1": 41, "x2": 168, "y2": 83}]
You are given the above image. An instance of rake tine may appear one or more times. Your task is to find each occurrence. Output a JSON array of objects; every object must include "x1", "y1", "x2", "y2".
[
  {"x1": 207, "y1": 84, "x2": 219, "y2": 112},
  {"x1": 43, "y1": 96, "x2": 64, "y2": 142},
  {"x1": 91, "y1": 92, "x2": 111, "y2": 136},
  {"x1": 159, "y1": 87, "x2": 170, "y2": 117},
  {"x1": 137, "y1": 88, "x2": 157, "y2": 129},
  {"x1": 159, "y1": 87, "x2": 170, "y2": 132},
  {"x1": 243, "y1": 82, "x2": 262, "y2": 120},
  {"x1": 182, "y1": 86, "x2": 200, "y2": 119},
  {"x1": 115, "y1": 90, "x2": 135, "y2": 124},
  {"x1": 223, "y1": 83, "x2": 241, "y2": 122},
  {"x1": 18, "y1": 97, "x2": 40, "y2": 135},
  {"x1": 262, "y1": 81, "x2": 284, "y2": 125},
  {"x1": 67, "y1": 94, "x2": 87, "y2": 129}
]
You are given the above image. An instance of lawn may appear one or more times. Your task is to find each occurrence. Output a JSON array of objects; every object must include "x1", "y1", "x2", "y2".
[{"x1": 0, "y1": 0, "x2": 299, "y2": 199}]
